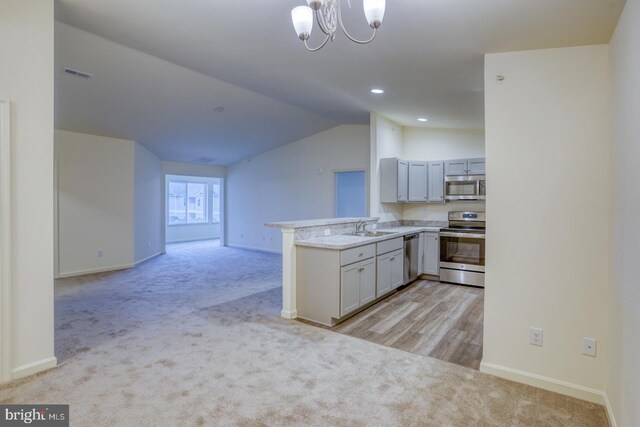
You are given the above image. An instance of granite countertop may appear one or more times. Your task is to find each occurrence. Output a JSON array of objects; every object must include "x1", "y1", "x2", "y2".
[
  {"x1": 265, "y1": 217, "x2": 378, "y2": 230},
  {"x1": 295, "y1": 226, "x2": 443, "y2": 250}
]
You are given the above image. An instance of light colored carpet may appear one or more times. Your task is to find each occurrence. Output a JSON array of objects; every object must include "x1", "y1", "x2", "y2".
[{"x1": 1, "y1": 240, "x2": 608, "y2": 426}]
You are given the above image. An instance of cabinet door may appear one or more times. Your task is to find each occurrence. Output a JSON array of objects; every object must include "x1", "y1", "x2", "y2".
[
  {"x1": 390, "y1": 250, "x2": 404, "y2": 289},
  {"x1": 359, "y1": 260, "x2": 376, "y2": 305},
  {"x1": 340, "y1": 264, "x2": 361, "y2": 316},
  {"x1": 408, "y1": 161, "x2": 428, "y2": 202},
  {"x1": 417, "y1": 233, "x2": 424, "y2": 274},
  {"x1": 467, "y1": 158, "x2": 486, "y2": 175},
  {"x1": 376, "y1": 253, "x2": 392, "y2": 297},
  {"x1": 397, "y1": 160, "x2": 409, "y2": 202},
  {"x1": 423, "y1": 233, "x2": 440, "y2": 276},
  {"x1": 428, "y1": 162, "x2": 445, "y2": 202},
  {"x1": 445, "y1": 159, "x2": 468, "y2": 176}
]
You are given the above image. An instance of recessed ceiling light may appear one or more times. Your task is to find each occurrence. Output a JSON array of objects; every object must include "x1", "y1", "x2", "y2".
[
  {"x1": 417, "y1": 117, "x2": 428, "y2": 122},
  {"x1": 370, "y1": 88, "x2": 384, "y2": 94},
  {"x1": 213, "y1": 106, "x2": 225, "y2": 113}
]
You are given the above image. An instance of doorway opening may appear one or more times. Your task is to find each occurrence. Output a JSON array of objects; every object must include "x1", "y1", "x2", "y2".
[{"x1": 334, "y1": 170, "x2": 366, "y2": 218}]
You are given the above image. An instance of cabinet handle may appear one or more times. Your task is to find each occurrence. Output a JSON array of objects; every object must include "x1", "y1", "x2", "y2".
[
  {"x1": 358, "y1": 267, "x2": 365, "y2": 272},
  {"x1": 390, "y1": 257, "x2": 395, "y2": 261},
  {"x1": 359, "y1": 253, "x2": 364, "y2": 257}
]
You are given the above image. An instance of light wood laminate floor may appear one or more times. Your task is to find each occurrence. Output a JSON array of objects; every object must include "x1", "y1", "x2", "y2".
[{"x1": 333, "y1": 280, "x2": 484, "y2": 370}]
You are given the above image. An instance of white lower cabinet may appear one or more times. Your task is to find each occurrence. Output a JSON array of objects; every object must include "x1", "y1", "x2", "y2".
[
  {"x1": 340, "y1": 258, "x2": 376, "y2": 317},
  {"x1": 297, "y1": 238, "x2": 407, "y2": 326},
  {"x1": 422, "y1": 232, "x2": 440, "y2": 276},
  {"x1": 376, "y1": 249, "x2": 404, "y2": 297}
]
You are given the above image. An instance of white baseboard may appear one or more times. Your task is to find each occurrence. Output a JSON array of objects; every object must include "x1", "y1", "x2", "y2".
[
  {"x1": 134, "y1": 252, "x2": 163, "y2": 266},
  {"x1": 56, "y1": 263, "x2": 134, "y2": 279},
  {"x1": 602, "y1": 393, "x2": 618, "y2": 427},
  {"x1": 227, "y1": 244, "x2": 282, "y2": 255},
  {"x1": 11, "y1": 357, "x2": 57, "y2": 380},
  {"x1": 166, "y1": 236, "x2": 219, "y2": 244},
  {"x1": 479, "y1": 362, "x2": 605, "y2": 404},
  {"x1": 281, "y1": 309, "x2": 298, "y2": 319}
]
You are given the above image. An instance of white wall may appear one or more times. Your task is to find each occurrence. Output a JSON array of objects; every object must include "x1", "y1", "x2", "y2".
[
  {"x1": 227, "y1": 124, "x2": 370, "y2": 252},
  {"x1": 369, "y1": 114, "x2": 404, "y2": 223},
  {"x1": 608, "y1": 0, "x2": 640, "y2": 424},
  {"x1": 162, "y1": 160, "x2": 226, "y2": 178},
  {"x1": 483, "y1": 45, "x2": 610, "y2": 402},
  {"x1": 403, "y1": 127, "x2": 485, "y2": 160},
  {"x1": 165, "y1": 175, "x2": 221, "y2": 243},
  {"x1": 402, "y1": 127, "x2": 486, "y2": 222},
  {"x1": 134, "y1": 143, "x2": 165, "y2": 263},
  {"x1": 0, "y1": 0, "x2": 56, "y2": 380},
  {"x1": 56, "y1": 130, "x2": 135, "y2": 277}
]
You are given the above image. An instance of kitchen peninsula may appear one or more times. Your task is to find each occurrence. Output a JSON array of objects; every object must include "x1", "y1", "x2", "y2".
[{"x1": 266, "y1": 217, "x2": 444, "y2": 325}]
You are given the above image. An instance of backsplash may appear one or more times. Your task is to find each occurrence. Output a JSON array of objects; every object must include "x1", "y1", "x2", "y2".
[
  {"x1": 293, "y1": 218, "x2": 448, "y2": 241},
  {"x1": 293, "y1": 219, "x2": 378, "y2": 241}
]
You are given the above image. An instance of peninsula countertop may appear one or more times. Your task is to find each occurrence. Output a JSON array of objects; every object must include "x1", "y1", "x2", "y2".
[{"x1": 295, "y1": 226, "x2": 442, "y2": 250}]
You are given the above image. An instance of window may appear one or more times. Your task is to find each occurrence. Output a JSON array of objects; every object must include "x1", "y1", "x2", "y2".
[{"x1": 168, "y1": 181, "x2": 207, "y2": 225}]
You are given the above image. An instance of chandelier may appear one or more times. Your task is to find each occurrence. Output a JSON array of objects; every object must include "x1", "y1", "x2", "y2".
[{"x1": 291, "y1": 0, "x2": 386, "y2": 52}]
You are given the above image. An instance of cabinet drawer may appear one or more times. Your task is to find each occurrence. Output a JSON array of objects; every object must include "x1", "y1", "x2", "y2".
[
  {"x1": 341, "y1": 244, "x2": 375, "y2": 266},
  {"x1": 376, "y1": 237, "x2": 403, "y2": 255}
]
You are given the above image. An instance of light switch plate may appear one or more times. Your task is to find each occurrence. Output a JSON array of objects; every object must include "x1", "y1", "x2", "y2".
[
  {"x1": 583, "y1": 337, "x2": 597, "y2": 357},
  {"x1": 529, "y1": 327, "x2": 543, "y2": 346}
]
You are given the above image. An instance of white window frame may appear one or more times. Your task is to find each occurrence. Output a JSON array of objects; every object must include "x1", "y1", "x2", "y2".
[{"x1": 167, "y1": 179, "x2": 209, "y2": 226}]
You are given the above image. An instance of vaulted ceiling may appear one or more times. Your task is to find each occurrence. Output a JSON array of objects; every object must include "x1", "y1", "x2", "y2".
[{"x1": 55, "y1": 0, "x2": 625, "y2": 165}]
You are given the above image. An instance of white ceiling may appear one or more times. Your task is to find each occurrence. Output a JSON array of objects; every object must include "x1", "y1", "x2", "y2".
[{"x1": 54, "y1": 0, "x2": 625, "y2": 165}]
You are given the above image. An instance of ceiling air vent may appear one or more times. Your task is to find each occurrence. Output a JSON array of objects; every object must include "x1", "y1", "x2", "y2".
[{"x1": 63, "y1": 67, "x2": 92, "y2": 79}]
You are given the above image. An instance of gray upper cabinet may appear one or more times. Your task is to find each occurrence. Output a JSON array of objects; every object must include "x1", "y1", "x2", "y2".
[
  {"x1": 383, "y1": 157, "x2": 484, "y2": 202},
  {"x1": 408, "y1": 161, "x2": 428, "y2": 202},
  {"x1": 380, "y1": 158, "x2": 409, "y2": 203},
  {"x1": 398, "y1": 160, "x2": 408, "y2": 202},
  {"x1": 428, "y1": 161, "x2": 445, "y2": 202},
  {"x1": 445, "y1": 159, "x2": 468, "y2": 176},
  {"x1": 445, "y1": 158, "x2": 486, "y2": 176},
  {"x1": 467, "y1": 158, "x2": 486, "y2": 175}
]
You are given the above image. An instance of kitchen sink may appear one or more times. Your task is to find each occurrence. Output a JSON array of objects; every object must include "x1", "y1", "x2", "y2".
[{"x1": 348, "y1": 230, "x2": 397, "y2": 237}]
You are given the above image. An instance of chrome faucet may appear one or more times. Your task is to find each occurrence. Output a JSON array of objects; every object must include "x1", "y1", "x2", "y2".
[{"x1": 356, "y1": 220, "x2": 366, "y2": 234}]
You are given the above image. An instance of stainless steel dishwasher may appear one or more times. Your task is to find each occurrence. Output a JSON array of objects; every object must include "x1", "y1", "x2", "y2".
[{"x1": 403, "y1": 233, "x2": 419, "y2": 285}]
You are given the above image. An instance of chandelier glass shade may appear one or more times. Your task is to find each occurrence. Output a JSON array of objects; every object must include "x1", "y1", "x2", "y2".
[{"x1": 291, "y1": 0, "x2": 386, "y2": 52}]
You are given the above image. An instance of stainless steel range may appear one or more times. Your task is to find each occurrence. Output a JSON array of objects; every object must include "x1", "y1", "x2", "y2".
[{"x1": 439, "y1": 211, "x2": 485, "y2": 287}]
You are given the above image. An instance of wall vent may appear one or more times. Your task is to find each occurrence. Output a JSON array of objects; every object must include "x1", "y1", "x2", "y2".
[{"x1": 63, "y1": 67, "x2": 92, "y2": 79}]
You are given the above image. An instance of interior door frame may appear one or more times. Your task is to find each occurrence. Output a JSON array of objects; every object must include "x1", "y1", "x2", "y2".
[
  {"x1": 0, "y1": 100, "x2": 12, "y2": 383},
  {"x1": 333, "y1": 169, "x2": 369, "y2": 218}
]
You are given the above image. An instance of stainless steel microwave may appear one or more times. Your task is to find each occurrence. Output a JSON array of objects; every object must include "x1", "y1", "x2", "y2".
[{"x1": 444, "y1": 175, "x2": 486, "y2": 201}]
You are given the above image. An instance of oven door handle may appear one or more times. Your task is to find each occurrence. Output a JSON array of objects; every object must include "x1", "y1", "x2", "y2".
[{"x1": 439, "y1": 232, "x2": 486, "y2": 239}]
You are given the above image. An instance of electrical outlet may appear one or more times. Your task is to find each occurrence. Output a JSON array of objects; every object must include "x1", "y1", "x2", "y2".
[
  {"x1": 324, "y1": 228, "x2": 331, "y2": 236},
  {"x1": 97, "y1": 249, "x2": 104, "y2": 258},
  {"x1": 529, "y1": 327, "x2": 543, "y2": 346},
  {"x1": 583, "y1": 337, "x2": 597, "y2": 357}
]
